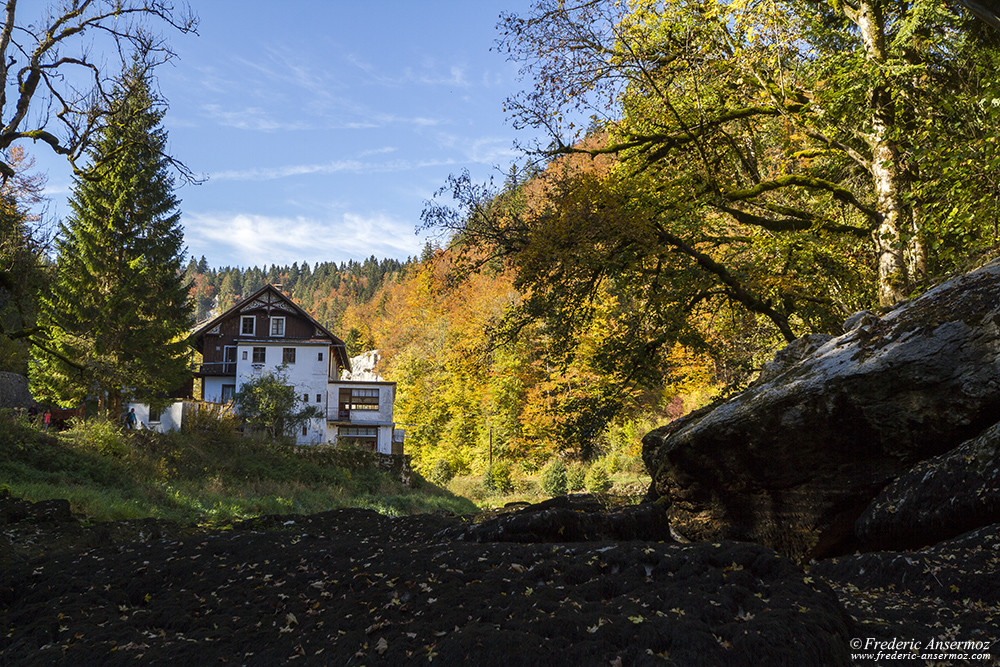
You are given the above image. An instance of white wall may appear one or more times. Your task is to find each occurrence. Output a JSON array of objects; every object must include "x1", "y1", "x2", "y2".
[
  {"x1": 127, "y1": 401, "x2": 185, "y2": 433},
  {"x1": 235, "y1": 342, "x2": 330, "y2": 445},
  {"x1": 203, "y1": 376, "x2": 233, "y2": 404}
]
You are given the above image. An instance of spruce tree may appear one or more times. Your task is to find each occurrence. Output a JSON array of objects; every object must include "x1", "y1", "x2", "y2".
[{"x1": 31, "y1": 64, "x2": 192, "y2": 418}]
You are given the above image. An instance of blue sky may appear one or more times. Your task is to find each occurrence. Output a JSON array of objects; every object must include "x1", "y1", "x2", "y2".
[{"x1": 36, "y1": 2, "x2": 539, "y2": 269}]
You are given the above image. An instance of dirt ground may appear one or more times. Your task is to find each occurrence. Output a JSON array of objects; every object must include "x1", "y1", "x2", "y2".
[{"x1": 2, "y1": 496, "x2": 997, "y2": 666}]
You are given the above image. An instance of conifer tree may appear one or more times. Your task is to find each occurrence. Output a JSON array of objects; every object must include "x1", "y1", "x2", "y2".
[{"x1": 31, "y1": 63, "x2": 192, "y2": 418}]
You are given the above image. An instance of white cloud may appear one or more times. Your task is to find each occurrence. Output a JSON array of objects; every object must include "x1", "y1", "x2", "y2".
[
  {"x1": 359, "y1": 146, "x2": 397, "y2": 157},
  {"x1": 409, "y1": 65, "x2": 469, "y2": 88},
  {"x1": 208, "y1": 156, "x2": 459, "y2": 182},
  {"x1": 183, "y1": 211, "x2": 424, "y2": 267},
  {"x1": 348, "y1": 53, "x2": 471, "y2": 89},
  {"x1": 201, "y1": 104, "x2": 313, "y2": 132}
]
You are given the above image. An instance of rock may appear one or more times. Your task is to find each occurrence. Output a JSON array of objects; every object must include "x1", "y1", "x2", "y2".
[
  {"x1": 442, "y1": 495, "x2": 676, "y2": 543},
  {"x1": 842, "y1": 310, "x2": 878, "y2": 333},
  {"x1": 0, "y1": 372, "x2": 36, "y2": 409},
  {"x1": 856, "y1": 420, "x2": 1000, "y2": 551},
  {"x1": 0, "y1": 492, "x2": 72, "y2": 525},
  {"x1": 811, "y1": 523, "x2": 1000, "y2": 649},
  {"x1": 643, "y1": 260, "x2": 1000, "y2": 563},
  {"x1": 753, "y1": 333, "x2": 833, "y2": 386}
]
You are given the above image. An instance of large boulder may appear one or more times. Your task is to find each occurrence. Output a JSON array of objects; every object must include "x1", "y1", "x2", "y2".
[
  {"x1": 855, "y1": 420, "x2": 1000, "y2": 551},
  {"x1": 0, "y1": 372, "x2": 36, "y2": 409},
  {"x1": 643, "y1": 260, "x2": 1000, "y2": 563}
]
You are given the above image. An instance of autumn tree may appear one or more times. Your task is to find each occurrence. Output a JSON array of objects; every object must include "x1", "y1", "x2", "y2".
[
  {"x1": 1, "y1": 0, "x2": 196, "y2": 372},
  {"x1": 424, "y1": 0, "x2": 1000, "y2": 397},
  {"x1": 31, "y1": 65, "x2": 192, "y2": 418},
  {"x1": 492, "y1": 0, "x2": 999, "y2": 307}
]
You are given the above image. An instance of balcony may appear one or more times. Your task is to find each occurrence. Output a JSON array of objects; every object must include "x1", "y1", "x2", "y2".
[
  {"x1": 193, "y1": 361, "x2": 236, "y2": 376},
  {"x1": 328, "y1": 408, "x2": 351, "y2": 422},
  {"x1": 327, "y1": 406, "x2": 384, "y2": 424}
]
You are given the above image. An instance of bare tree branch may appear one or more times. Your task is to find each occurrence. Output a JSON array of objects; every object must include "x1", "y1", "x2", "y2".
[{"x1": 0, "y1": 0, "x2": 198, "y2": 180}]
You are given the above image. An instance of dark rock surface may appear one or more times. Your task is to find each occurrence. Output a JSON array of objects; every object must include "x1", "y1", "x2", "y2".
[
  {"x1": 0, "y1": 372, "x2": 36, "y2": 410},
  {"x1": 643, "y1": 260, "x2": 1000, "y2": 563},
  {"x1": 440, "y1": 493, "x2": 676, "y2": 543},
  {"x1": 810, "y1": 523, "x2": 1000, "y2": 655},
  {"x1": 1, "y1": 497, "x2": 856, "y2": 666},
  {"x1": 856, "y1": 420, "x2": 1000, "y2": 551},
  {"x1": 4, "y1": 494, "x2": 1000, "y2": 664}
]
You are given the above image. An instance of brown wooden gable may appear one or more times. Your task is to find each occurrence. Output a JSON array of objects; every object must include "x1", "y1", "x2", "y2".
[{"x1": 191, "y1": 284, "x2": 351, "y2": 370}]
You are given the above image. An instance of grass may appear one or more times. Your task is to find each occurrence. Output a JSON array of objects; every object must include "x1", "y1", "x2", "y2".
[{"x1": 0, "y1": 410, "x2": 477, "y2": 525}]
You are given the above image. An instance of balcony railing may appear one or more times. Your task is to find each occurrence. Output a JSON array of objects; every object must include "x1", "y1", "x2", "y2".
[{"x1": 194, "y1": 361, "x2": 236, "y2": 376}]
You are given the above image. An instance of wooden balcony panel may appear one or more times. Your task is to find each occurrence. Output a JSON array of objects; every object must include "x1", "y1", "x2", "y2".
[{"x1": 194, "y1": 362, "x2": 237, "y2": 376}]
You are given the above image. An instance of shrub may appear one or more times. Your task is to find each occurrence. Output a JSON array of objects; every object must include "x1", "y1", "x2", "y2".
[
  {"x1": 183, "y1": 401, "x2": 240, "y2": 440},
  {"x1": 601, "y1": 452, "x2": 623, "y2": 474},
  {"x1": 428, "y1": 459, "x2": 454, "y2": 486},
  {"x1": 567, "y1": 463, "x2": 586, "y2": 492},
  {"x1": 540, "y1": 459, "x2": 567, "y2": 496},
  {"x1": 482, "y1": 461, "x2": 513, "y2": 494},
  {"x1": 64, "y1": 417, "x2": 129, "y2": 457},
  {"x1": 585, "y1": 462, "x2": 612, "y2": 494}
]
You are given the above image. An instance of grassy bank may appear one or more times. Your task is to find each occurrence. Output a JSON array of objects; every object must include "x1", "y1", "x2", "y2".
[{"x1": 0, "y1": 411, "x2": 477, "y2": 524}]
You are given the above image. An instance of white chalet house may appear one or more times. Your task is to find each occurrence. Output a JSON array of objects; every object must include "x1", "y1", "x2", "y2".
[{"x1": 169, "y1": 284, "x2": 404, "y2": 451}]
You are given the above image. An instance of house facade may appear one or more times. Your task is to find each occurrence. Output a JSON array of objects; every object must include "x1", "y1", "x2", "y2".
[{"x1": 173, "y1": 284, "x2": 404, "y2": 450}]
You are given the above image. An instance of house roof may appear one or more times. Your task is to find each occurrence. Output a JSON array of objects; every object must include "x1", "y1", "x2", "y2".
[{"x1": 189, "y1": 284, "x2": 351, "y2": 372}]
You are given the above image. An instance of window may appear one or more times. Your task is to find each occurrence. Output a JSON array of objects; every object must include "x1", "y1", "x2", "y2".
[
  {"x1": 242, "y1": 350, "x2": 248, "y2": 361},
  {"x1": 302, "y1": 425, "x2": 308, "y2": 436},
  {"x1": 318, "y1": 351, "x2": 324, "y2": 361},
  {"x1": 338, "y1": 426, "x2": 377, "y2": 451},
  {"x1": 283, "y1": 348, "x2": 296, "y2": 364},
  {"x1": 252, "y1": 347, "x2": 266, "y2": 363},
  {"x1": 241, "y1": 316, "x2": 255, "y2": 336},
  {"x1": 270, "y1": 316, "x2": 285, "y2": 337},
  {"x1": 221, "y1": 384, "x2": 236, "y2": 403},
  {"x1": 149, "y1": 406, "x2": 161, "y2": 423},
  {"x1": 340, "y1": 387, "x2": 379, "y2": 411},
  {"x1": 316, "y1": 394, "x2": 322, "y2": 403},
  {"x1": 303, "y1": 393, "x2": 309, "y2": 402},
  {"x1": 339, "y1": 426, "x2": 377, "y2": 437},
  {"x1": 224, "y1": 346, "x2": 236, "y2": 363}
]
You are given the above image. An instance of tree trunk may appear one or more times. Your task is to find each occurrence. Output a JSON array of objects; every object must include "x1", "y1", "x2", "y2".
[{"x1": 853, "y1": 0, "x2": 914, "y2": 306}]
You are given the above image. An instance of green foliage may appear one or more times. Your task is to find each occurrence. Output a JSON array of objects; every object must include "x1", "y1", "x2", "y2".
[
  {"x1": 420, "y1": 0, "x2": 1000, "y2": 413},
  {"x1": 233, "y1": 369, "x2": 320, "y2": 441},
  {"x1": 566, "y1": 463, "x2": 586, "y2": 492},
  {"x1": 63, "y1": 418, "x2": 129, "y2": 458},
  {"x1": 0, "y1": 149, "x2": 48, "y2": 374},
  {"x1": 540, "y1": 458, "x2": 567, "y2": 496},
  {"x1": 585, "y1": 462, "x2": 612, "y2": 494},
  {"x1": 30, "y1": 65, "x2": 192, "y2": 417},
  {"x1": 181, "y1": 402, "x2": 241, "y2": 441},
  {"x1": 428, "y1": 459, "x2": 455, "y2": 486},
  {"x1": 482, "y1": 461, "x2": 514, "y2": 494}
]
